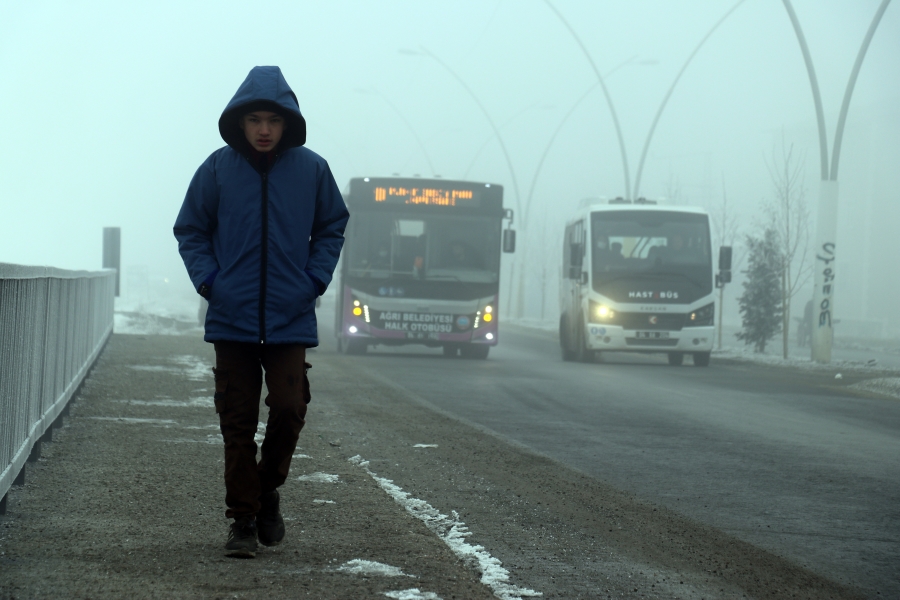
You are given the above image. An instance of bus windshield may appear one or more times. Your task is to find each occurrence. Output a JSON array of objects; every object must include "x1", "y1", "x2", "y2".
[
  {"x1": 347, "y1": 213, "x2": 500, "y2": 283},
  {"x1": 590, "y1": 210, "x2": 712, "y2": 291}
]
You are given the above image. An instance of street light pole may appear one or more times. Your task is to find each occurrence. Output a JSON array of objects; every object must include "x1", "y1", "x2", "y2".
[
  {"x1": 782, "y1": 0, "x2": 892, "y2": 363},
  {"x1": 632, "y1": 0, "x2": 749, "y2": 200},
  {"x1": 399, "y1": 47, "x2": 526, "y2": 317},
  {"x1": 543, "y1": 0, "x2": 631, "y2": 201}
]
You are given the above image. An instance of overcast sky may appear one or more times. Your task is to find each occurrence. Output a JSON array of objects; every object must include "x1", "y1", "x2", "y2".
[{"x1": 1, "y1": 1, "x2": 897, "y2": 323}]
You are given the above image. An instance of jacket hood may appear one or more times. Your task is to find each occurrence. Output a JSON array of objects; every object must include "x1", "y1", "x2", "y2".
[{"x1": 218, "y1": 66, "x2": 306, "y2": 150}]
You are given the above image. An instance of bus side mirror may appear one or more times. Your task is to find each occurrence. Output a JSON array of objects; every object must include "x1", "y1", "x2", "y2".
[
  {"x1": 502, "y1": 229, "x2": 516, "y2": 253},
  {"x1": 719, "y1": 246, "x2": 732, "y2": 271},
  {"x1": 717, "y1": 246, "x2": 732, "y2": 287},
  {"x1": 570, "y1": 243, "x2": 583, "y2": 268}
]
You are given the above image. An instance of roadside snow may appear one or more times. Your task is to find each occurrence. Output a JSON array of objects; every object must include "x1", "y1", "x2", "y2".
[
  {"x1": 337, "y1": 559, "x2": 412, "y2": 577},
  {"x1": 349, "y1": 455, "x2": 542, "y2": 600},
  {"x1": 87, "y1": 417, "x2": 176, "y2": 425},
  {"x1": 297, "y1": 473, "x2": 340, "y2": 483},
  {"x1": 849, "y1": 377, "x2": 900, "y2": 399},
  {"x1": 385, "y1": 589, "x2": 442, "y2": 600}
]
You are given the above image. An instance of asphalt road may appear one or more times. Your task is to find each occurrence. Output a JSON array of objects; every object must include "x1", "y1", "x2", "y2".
[
  {"x1": 3, "y1": 304, "x2": 896, "y2": 598},
  {"x1": 320, "y1": 304, "x2": 900, "y2": 599}
]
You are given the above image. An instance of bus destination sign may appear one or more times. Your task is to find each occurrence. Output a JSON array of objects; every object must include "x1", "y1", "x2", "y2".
[{"x1": 373, "y1": 186, "x2": 481, "y2": 207}]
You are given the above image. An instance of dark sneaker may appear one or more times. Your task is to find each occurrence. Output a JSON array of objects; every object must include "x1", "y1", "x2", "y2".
[
  {"x1": 258, "y1": 490, "x2": 285, "y2": 546},
  {"x1": 225, "y1": 516, "x2": 258, "y2": 558}
]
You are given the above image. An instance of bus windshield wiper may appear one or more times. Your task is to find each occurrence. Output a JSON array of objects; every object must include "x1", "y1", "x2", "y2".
[
  {"x1": 425, "y1": 274, "x2": 461, "y2": 281},
  {"x1": 641, "y1": 270, "x2": 705, "y2": 288}
]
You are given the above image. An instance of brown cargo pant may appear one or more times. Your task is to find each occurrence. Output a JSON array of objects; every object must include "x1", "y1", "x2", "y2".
[{"x1": 212, "y1": 341, "x2": 310, "y2": 519}]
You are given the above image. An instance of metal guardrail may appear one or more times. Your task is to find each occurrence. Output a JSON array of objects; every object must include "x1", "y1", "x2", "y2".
[{"x1": 0, "y1": 263, "x2": 115, "y2": 512}]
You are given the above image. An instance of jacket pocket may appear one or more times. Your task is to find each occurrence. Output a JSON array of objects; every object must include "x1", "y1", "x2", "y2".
[
  {"x1": 213, "y1": 367, "x2": 229, "y2": 413},
  {"x1": 303, "y1": 362, "x2": 312, "y2": 404}
]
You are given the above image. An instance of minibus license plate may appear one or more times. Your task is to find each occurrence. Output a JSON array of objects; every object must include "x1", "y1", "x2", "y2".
[{"x1": 635, "y1": 331, "x2": 669, "y2": 339}]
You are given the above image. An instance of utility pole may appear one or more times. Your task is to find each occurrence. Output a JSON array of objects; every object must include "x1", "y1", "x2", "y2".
[{"x1": 782, "y1": 0, "x2": 891, "y2": 362}]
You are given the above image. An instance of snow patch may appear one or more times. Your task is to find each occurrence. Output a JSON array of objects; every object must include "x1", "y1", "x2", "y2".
[
  {"x1": 161, "y1": 432, "x2": 222, "y2": 445},
  {"x1": 849, "y1": 377, "x2": 900, "y2": 399},
  {"x1": 114, "y1": 397, "x2": 213, "y2": 408},
  {"x1": 88, "y1": 417, "x2": 177, "y2": 425},
  {"x1": 171, "y1": 355, "x2": 212, "y2": 381},
  {"x1": 114, "y1": 310, "x2": 202, "y2": 336},
  {"x1": 337, "y1": 559, "x2": 411, "y2": 577},
  {"x1": 128, "y1": 356, "x2": 211, "y2": 382},
  {"x1": 385, "y1": 589, "x2": 442, "y2": 600},
  {"x1": 297, "y1": 473, "x2": 340, "y2": 483},
  {"x1": 412, "y1": 444, "x2": 438, "y2": 448},
  {"x1": 349, "y1": 455, "x2": 542, "y2": 600}
]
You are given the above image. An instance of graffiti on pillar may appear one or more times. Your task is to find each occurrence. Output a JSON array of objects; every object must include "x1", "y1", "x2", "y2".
[{"x1": 816, "y1": 242, "x2": 835, "y2": 327}]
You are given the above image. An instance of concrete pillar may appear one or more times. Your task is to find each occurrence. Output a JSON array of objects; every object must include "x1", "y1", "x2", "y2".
[{"x1": 811, "y1": 181, "x2": 838, "y2": 363}]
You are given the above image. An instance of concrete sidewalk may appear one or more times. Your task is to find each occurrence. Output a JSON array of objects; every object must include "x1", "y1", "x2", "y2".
[{"x1": 0, "y1": 334, "x2": 494, "y2": 599}]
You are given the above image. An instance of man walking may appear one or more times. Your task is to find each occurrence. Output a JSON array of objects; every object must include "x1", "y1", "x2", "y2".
[{"x1": 174, "y1": 66, "x2": 349, "y2": 558}]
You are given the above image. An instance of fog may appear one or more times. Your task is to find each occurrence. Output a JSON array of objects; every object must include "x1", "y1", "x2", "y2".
[{"x1": 1, "y1": 1, "x2": 898, "y2": 337}]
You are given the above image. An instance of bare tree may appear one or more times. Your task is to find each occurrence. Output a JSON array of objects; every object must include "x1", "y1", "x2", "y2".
[
  {"x1": 663, "y1": 172, "x2": 684, "y2": 204},
  {"x1": 765, "y1": 137, "x2": 813, "y2": 359}
]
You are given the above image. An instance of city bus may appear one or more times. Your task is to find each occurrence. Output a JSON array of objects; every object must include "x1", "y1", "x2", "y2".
[
  {"x1": 335, "y1": 177, "x2": 515, "y2": 359},
  {"x1": 559, "y1": 198, "x2": 728, "y2": 367}
]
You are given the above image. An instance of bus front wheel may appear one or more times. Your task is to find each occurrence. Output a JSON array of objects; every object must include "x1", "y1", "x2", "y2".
[
  {"x1": 442, "y1": 344, "x2": 460, "y2": 358},
  {"x1": 667, "y1": 352, "x2": 684, "y2": 366},
  {"x1": 693, "y1": 351, "x2": 710, "y2": 367},
  {"x1": 574, "y1": 320, "x2": 595, "y2": 363},
  {"x1": 461, "y1": 344, "x2": 490, "y2": 360}
]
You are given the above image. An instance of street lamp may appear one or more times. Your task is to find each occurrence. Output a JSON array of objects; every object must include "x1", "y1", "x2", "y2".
[{"x1": 781, "y1": 0, "x2": 892, "y2": 363}]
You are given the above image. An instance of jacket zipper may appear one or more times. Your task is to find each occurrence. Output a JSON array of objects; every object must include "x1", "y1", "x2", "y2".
[{"x1": 259, "y1": 170, "x2": 269, "y2": 344}]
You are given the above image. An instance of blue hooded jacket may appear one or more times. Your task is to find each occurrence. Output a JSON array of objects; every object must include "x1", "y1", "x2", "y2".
[{"x1": 174, "y1": 66, "x2": 349, "y2": 346}]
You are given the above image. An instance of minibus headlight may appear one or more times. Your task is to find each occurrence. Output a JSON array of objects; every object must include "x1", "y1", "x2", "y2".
[{"x1": 589, "y1": 300, "x2": 615, "y2": 322}]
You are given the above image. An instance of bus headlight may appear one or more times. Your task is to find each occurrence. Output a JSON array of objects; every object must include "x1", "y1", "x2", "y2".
[
  {"x1": 589, "y1": 300, "x2": 615, "y2": 322},
  {"x1": 351, "y1": 298, "x2": 363, "y2": 317},
  {"x1": 685, "y1": 303, "x2": 714, "y2": 327},
  {"x1": 477, "y1": 305, "x2": 494, "y2": 325}
]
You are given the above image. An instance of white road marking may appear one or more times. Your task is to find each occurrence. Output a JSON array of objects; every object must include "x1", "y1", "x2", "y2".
[
  {"x1": 412, "y1": 444, "x2": 438, "y2": 448},
  {"x1": 349, "y1": 455, "x2": 542, "y2": 600},
  {"x1": 313, "y1": 499, "x2": 336, "y2": 504},
  {"x1": 292, "y1": 453, "x2": 312, "y2": 459}
]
